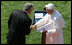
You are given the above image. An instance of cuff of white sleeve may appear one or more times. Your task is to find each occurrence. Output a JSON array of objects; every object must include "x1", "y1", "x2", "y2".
[{"x1": 47, "y1": 29, "x2": 56, "y2": 34}]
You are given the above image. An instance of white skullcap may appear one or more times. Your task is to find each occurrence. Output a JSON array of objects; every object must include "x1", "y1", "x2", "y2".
[{"x1": 45, "y1": 3, "x2": 54, "y2": 10}]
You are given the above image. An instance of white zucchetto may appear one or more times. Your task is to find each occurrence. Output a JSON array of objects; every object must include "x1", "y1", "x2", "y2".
[{"x1": 45, "y1": 3, "x2": 54, "y2": 10}]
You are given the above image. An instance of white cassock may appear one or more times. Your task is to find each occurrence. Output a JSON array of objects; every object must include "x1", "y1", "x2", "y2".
[{"x1": 34, "y1": 10, "x2": 65, "y2": 44}]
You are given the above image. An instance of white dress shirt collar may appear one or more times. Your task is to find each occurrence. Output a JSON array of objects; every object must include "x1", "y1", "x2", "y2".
[{"x1": 23, "y1": 10, "x2": 29, "y2": 15}]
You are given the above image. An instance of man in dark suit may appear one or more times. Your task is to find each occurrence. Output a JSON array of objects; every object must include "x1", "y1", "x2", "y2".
[{"x1": 7, "y1": 3, "x2": 33, "y2": 44}]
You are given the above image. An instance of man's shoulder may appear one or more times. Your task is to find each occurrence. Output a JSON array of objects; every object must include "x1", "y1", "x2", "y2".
[
  {"x1": 12, "y1": 10, "x2": 23, "y2": 14},
  {"x1": 12, "y1": 10, "x2": 27, "y2": 16}
]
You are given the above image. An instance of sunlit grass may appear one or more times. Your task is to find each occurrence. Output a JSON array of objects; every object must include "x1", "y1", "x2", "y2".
[{"x1": 1, "y1": 1, "x2": 71, "y2": 44}]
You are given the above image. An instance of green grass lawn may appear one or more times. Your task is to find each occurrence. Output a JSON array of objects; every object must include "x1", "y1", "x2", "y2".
[{"x1": 1, "y1": 1, "x2": 71, "y2": 44}]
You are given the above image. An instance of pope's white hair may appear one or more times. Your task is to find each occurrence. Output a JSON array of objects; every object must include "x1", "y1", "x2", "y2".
[{"x1": 45, "y1": 3, "x2": 55, "y2": 11}]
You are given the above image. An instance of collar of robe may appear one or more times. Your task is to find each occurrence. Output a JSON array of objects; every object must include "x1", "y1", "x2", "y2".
[{"x1": 51, "y1": 10, "x2": 56, "y2": 16}]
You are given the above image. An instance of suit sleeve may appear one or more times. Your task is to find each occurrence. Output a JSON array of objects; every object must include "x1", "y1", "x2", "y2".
[
  {"x1": 19, "y1": 14, "x2": 31, "y2": 35},
  {"x1": 24, "y1": 17, "x2": 31, "y2": 35},
  {"x1": 25, "y1": 25, "x2": 31, "y2": 35}
]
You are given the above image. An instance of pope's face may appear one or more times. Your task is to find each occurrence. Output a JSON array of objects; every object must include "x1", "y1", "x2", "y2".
[{"x1": 46, "y1": 8, "x2": 54, "y2": 15}]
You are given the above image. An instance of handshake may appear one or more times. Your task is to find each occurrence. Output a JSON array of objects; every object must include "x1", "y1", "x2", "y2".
[
  {"x1": 30, "y1": 25, "x2": 47, "y2": 32},
  {"x1": 30, "y1": 25, "x2": 34, "y2": 30},
  {"x1": 30, "y1": 25, "x2": 37, "y2": 30}
]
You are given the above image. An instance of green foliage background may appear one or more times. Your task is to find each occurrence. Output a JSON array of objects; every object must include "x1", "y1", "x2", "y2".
[{"x1": 1, "y1": 1, "x2": 71, "y2": 44}]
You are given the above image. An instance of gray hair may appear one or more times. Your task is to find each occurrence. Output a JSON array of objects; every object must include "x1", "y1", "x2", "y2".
[{"x1": 24, "y1": 3, "x2": 33, "y2": 11}]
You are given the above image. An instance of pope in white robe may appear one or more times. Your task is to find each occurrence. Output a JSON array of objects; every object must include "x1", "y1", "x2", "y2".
[{"x1": 32, "y1": 3, "x2": 65, "y2": 44}]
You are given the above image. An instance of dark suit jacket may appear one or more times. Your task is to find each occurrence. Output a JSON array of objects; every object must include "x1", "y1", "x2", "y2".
[{"x1": 7, "y1": 10, "x2": 32, "y2": 44}]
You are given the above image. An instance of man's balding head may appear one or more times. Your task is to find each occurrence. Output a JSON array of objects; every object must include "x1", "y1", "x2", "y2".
[
  {"x1": 24, "y1": 3, "x2": 33, "y2": 11},
  {"x1": 23, "y1": 3, "x2": 34, "y2": 14}
]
